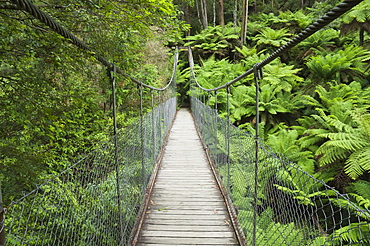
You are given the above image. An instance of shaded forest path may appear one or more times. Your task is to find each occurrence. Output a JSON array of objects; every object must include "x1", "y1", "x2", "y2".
[{"x1": 136, "y1": 108, "x2": 239, "y2": 245}]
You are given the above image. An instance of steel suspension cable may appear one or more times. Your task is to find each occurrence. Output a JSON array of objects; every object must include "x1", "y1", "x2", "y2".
[
  {"x1": 189, "y1": 0, "x2": 364, "y2": 92},
  {"x1": 11, "y1": 0, "x2": 179, "y2": 91}
]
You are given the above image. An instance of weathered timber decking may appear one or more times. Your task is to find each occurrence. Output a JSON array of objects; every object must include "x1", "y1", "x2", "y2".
[{"x1": 136, "y1": 108, "x2": 239, "y2": 245}]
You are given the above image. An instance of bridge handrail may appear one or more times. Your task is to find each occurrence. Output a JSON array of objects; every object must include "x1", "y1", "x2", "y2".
[{"x1": 189, "y1": 0, "x2": 364, "y2": 92}]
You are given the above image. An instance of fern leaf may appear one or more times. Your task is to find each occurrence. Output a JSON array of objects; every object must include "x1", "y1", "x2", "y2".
[
  {"x1": 331, "y1": 223, "x2": 370, "y2": 244},
  {"x1": 316, "y1": 143, "x2": 348, "y2": 166},
  {"x1": 350, "y1": 180, "x2": 370, "y2": 199},
  {"x1": 345, "y1": 146, "x2": 370, "y2": 179}
]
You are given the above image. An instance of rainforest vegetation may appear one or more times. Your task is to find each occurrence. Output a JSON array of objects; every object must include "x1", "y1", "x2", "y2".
[
  {"x1": 176, "y1": 0, "x2": 370, "y2": 228},
  {"x1": 175, "y1": 0, "x2": 370, "y2": 243},
  {"x1": 1, "y1": 0, "x2": 370, "y2": 243},
  {"x1": 0, "y1": 0, "x2": 187, "y2": 203}
]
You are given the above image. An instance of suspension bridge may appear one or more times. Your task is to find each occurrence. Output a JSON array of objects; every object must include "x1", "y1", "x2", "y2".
[{"x1": 1, "y1": 0, "x2": 370, "y2": 245}]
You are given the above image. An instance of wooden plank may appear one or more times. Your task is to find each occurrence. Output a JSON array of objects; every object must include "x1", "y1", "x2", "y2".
[
  {"x1": 152, "y1": 188, "x2": 219, "y2": 193},
  {"x1": 137, "y1": 244, "x2": 239, "y2": 246},
  {"x1": 148, "y1": 205, "x2": 226, "y2": 210},
  {"x1": 153, "y1": 188, "x2": 217, "y2": 192},
  {"x1": 146, "y1": 209, "x2": 228, "y2": 215},
  {"x1": 142, "y1": 224, "x2": 233, "y2": 231},
  {"x1": 140, "y1": 231, "x2": 235, "y2": 238},
  {"x1": 138, "y1": 237, "x2": 237, "y2": 245},
  {"x1": 145, "y1": 213, "x2": 227, "y2": 219},
  {"x1": 147, "y1": 201, "x2": 226, "y2": 207},
  {"x1": 143, "y1": 219, "x2": 232, "y2": 226}
]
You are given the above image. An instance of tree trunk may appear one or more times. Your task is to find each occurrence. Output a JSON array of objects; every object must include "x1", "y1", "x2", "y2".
[
  {"x1": 186, "y1": 4, "x2": 191, "y2": 36},
  {"x1": 233, "y1": 0, "x2": 238, "y2": 27},
  {"x1": 201, "y1": 0, "x2": 208, "y2": 28},
  {"x1": 241, "y1": 0, "x2": 249, "y2": 46},
  {"x1": 213, "y1": 0, "x2": 216, "y2": 27},
  {"x1": 219, "y1": 0, "x2": 225, "y2": 27},
  {"x1": 359, "y1": 27, "x2": 364, "y2": 46},
  {"x1": 195, "y1": 0, "x2": 203, "y2": 29}
]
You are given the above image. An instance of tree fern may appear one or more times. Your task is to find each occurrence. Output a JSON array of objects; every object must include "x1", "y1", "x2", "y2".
[
  {"x1": 298, "y1": 29, "x2": 338, "y2": 51},
  {"x1": 184, "y1": 23, "x2": 240, "y2": 57},
  {"x1": 278, "y1": 9, "x2": 313, "y2": 30},
  {"x1": 341, "y1": 0, "x2": 370, "y2": 45},
  {"x1": 306, "y1": 45, "x2": 370, "y2": 84},
  {"x1": 253, "y1": 27, "x2": 291, "y2": 48}
]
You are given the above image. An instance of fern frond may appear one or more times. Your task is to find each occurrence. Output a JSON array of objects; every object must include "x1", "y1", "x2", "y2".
[
  {"x1": 323, "y1": 115, "x2": 353, "y2": 132},
  {"x1": 316, "y1": 137, "x2": 366, "y2": 152},
  {"x1": 302, "y1": 94, "x2": 321, "y2": 108},
  {"x1": 331, "y1": 222, "x2": 370, "y2": 244},
  {"x1": 316, "y1": 143, "x2": 348, "y2": 166},
  {"x1": 345, "y1": 146, "x2": 370, "y2": 179},
  {"x1": 350, "y1": 180, "x2": 370, "y2": 199},
  {"x1": 298, "y1": 134, "x2": 325, "y2": 150},
  {"x1": 351, "y1": 194, "x2": 370, "y2": 210}
]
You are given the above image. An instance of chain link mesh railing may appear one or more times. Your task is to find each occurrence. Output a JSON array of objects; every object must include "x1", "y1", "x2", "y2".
[
  {"x1": 1, "y1": 96, "x2": 176, "y2": 246},
  {"x1": 191, "y1": 96, "x2": 370, "y2": 246}
]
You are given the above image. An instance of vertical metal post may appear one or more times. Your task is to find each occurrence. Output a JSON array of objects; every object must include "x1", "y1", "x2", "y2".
[
  {"x1": 0, "y1": 183, "x2": 5, "y2": 246},
  {"x1": 214, "y1": 91, "x2": 219, "y2": 167},
  {"x1": 159, "y1": 91, "x2": 164, "y2": 144},
  {"x1": 109, "y1": 64, "x2": 124, "y2": 245},
  {"x1": 253, "y1": 64, "x2": 262, "y2": 246},
  {"x1": 226, "y1": 86, "x2": 231, "y2": 195},
  {"x1": 139, "y1": 85, "x2": 145, "y2": 190},
  {"x1": 214, "y1": 91, "x2": 218, "y2": 112},
  {"x1": 151, "y1": 90, "x2": 156, "y2": 167}
]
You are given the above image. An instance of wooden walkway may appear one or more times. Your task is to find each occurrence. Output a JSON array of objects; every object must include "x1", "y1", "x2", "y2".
[{"x1": 136, "y1": 108, "x2": 239, "y2": 246}]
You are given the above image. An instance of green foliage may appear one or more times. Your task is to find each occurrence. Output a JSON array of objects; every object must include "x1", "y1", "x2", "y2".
[
  {"x1": 184, "y1": 23, "x2": 240, "y2": 58},
  {"x1": 297, "y1": 29, "x2": 339, "y2": 59},
  {"x1": 331, "y1": 223, "x2": 370, "y2": 244},
  {"x1": 277, "y1": 10, "x2": 314, "y2": 30},
  {"x1": 0, "y1": 0, "x2": 182, "y2": 204},
  {"x1": 192, "y1": 55, "x2": 246, "y2": 89},
  {"x1": 302, "y1": 82, "x2": 370, "y2": 119},
  {"x1": 342, "y1": 0, "x2": 370, "y2": 24},
  {"x1": 253, "y1": 27, "x2": 291, "y2": 51},
  {"x1": 186, "y1": 2, "x2": 370, "y2": 245},
  {"x1": 305, "y1": 45, "x2": 370, "y2": 84},
  {"x1": 316, "y1": 112, "x2": 370, "y2": 179},
  {"x1": 266, "y1": 129, "x2": 315, "y2": 174},
  {"x1": 341, "y1": 0, "x2": 370, "y2": 46}
]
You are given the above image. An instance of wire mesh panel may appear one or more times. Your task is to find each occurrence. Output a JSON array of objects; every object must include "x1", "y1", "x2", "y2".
[
  {"x1": 191, "y1": 97, "x2": 370, "y2": 246},
  {"x1": 2, "y1": 97, "x2": 176, "y2": 246}
]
